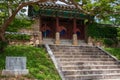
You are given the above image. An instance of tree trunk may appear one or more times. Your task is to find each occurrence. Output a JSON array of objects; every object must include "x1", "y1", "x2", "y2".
[{"x1": 0, "y1": 28, "x2": 7, "y2": 53}]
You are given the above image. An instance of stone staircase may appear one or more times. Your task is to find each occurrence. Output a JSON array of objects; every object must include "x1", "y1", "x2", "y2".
[
  {"x1": 49, "y1": 45, "x2": 120, "y2": 80},
  {"x1": 42, "y1": 38, "x2": 87, "y2": 45}
]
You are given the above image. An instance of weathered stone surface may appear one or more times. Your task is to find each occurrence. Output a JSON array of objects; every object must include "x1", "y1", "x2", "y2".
[
  {"x1": 72, "y1": 34, "x2": 78, "y2": 45},
  {"x1": 2, "y1": 57, "x2": 29, "y2": 76},
  {"x1": 88, "y1": 36, "x2": 93, "y2": 46},
  {"x1": 50, "y1": 45, "x2": 120, "y2": 80},
  {"x1": 55, "y1": 32, "x2": 60, "y2": 44},
  {"x1": 38, "y1": 31, "x2": 43, "y2": 44}
]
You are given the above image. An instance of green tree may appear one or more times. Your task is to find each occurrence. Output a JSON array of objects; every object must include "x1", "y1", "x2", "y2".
[
  {"x1": 0, "y1": 0, "x2": 119, "y2": 52},
  {"x1": 0, "y1": 0, "x2": 48, "y2": 52},
  {"x1": 72, "y1": 0, "x2": 119, "y2": 25},
  {"x1": 117, "y1": 27, "x2": 120, "y2": 41}
]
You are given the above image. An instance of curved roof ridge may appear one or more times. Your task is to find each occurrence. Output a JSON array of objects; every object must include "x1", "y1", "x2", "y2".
[
  {"x1": 38, "y1": 1, "x2": 76, "y2": 10},
  {"x1": 55, "y1": 0, "x2": 67, "y2": 5}
]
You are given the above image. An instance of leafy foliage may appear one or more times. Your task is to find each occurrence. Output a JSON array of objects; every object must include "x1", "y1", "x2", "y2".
[
  {"x1": 87, "y1": 23, "x2": 117, "y2": 38},
  {"x1": 87, "y1": 23, "x2": 118, "y2": 47},
  {"x1": 117, "y1": 27, "x2": 120, "y2": 41},
  {"x1": 6, "y1": 18, "x2": 33, "y2": 32},
  {"x1": 5, "y1": 34, "x2": 31, "y2": 41},
  {"x1": 74, "y1": 0, "x2": 120, "y2": 25},
  {"x1": 0, "y1": 45, "x2": 61, "y2": 80},
  {"x1": 103, "y1": 38, "x2": 115, "y2": 47},
  {"x1": 105, "y1": 48, "x2": 120, "y2": 60},
  {"x1": 0, "y1": 0, "x2": 30, "y2": 25},
  {"x1": 0, "y1": 41, "x2": 8, "y2": 53}
]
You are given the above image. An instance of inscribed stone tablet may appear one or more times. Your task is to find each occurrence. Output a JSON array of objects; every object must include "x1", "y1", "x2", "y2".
[{"x1": 6, "y1": 57, "x2": 26, "y2": 70}]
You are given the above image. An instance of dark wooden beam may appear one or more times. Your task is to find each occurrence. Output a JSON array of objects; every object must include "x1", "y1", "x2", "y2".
[{"x1": 56, "y1": 17, "x2": 59, "y2": 32}]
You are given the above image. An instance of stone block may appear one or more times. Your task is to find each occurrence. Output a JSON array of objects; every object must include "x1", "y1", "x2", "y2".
[
  {"x1": 55, "y1": 32, "x2": 60, "y2": 44},
  {"x1": 2, "y1": 57, "x2": 29, "y2": 76},
  {"x1": 72, "y1": 34, "x2": 78, "y2": 45}
]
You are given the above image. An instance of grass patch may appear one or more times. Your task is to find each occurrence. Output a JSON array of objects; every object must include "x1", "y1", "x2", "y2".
[
  {"x1": 0, "y1": 45, "x2": 61, "y2": 80},
  {"x1": 104, "y1": 48, "x2": 120, "y2": 60}
]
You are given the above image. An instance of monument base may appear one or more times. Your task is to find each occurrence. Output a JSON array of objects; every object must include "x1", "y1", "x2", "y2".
[{"x1": 2, "y1": 69, "x2": 29, "y2": 76}]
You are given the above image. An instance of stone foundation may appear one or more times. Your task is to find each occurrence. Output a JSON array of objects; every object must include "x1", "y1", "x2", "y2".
[
  {"x1": 55, "y1": 32, "x2": 60, "y2": 44},
  {"x1": 88, "y1": 36, "x2": 93, "y2": 46},
  {"x1": 72, "y1": 34, "x2": 78, "y2": 45},
  {"x1": 2, "y1": 69, "x2": 29, "y2": 76},
  {"x1": 2, "y1": 57, "x2": 29, "y2": 76}
]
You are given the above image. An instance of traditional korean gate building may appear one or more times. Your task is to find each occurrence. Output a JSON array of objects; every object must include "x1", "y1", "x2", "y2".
[{"x1": 28, "y1": 1, "x2": 93, "y2": 45}]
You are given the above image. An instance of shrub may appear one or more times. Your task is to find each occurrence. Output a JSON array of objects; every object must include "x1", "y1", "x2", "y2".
[
  {"x1": 103, "y1": 38, "x2": 114, "y2": 47},
  {"x1": 5, "y1": 34, "x2": 31, "y2": 41},
  {"x1": 117, "y1": 27, "x2": 120, "y2": 41},
  {"x1": 0, "y1": 41, "x2": 8, "y2": 52},
  {"x1": 87, "y1": 23, "x2": 117, "y2": 38},
  {"x1": 6, "y1": 18, "x2": 34, "y2": 32},
  {"x1": 87, "y1": 23, "x2": 118, "y2": 46}
]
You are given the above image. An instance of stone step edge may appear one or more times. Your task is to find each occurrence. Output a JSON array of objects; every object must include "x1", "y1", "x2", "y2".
[
  {"x1": 53, "y1": 51, "x2": 103, "y2": 53},
  {"x1": 59, "y1": 61, "x2": 117, "y2": 63},
  {"x1": 65, "y1": 73, "x2": 120, "y2": 77},
  {"x1": 61, "y1": 65, "x2": 120, "y2": 67},
  {"x1": 62, "y1": 69, "x2": 120, "y2": 72},
  {"x1": 57, "y1": 59, "x2": 117, "y2": 63},
  {"x1": 58, "y1": 57, "x2": 114, "y2": 60},
  {"x1": 57, "y1": 58, "x2": 113, "y2": 59},
  {"x1": 54, "y1": 54, "x2": 108, "y2": 56},
  {"x1": 49, "y1": 44, "x2": 95, "y2": 47},
  {"x1": 93, "y1": 78, "x2": 120, "y2": 80}
]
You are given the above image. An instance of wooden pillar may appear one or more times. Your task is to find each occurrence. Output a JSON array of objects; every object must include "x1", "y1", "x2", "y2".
[
  {"x1": 73, "y1": 18, "x2": 78, "y2": 45},
  {"x1": 55, "y1": 17, "x2": 60, "y2": 44},
  {"x1": 73, "y1": 18, "x2": 76, "y2": 34},
  {"x1": 56, "y1": 17, "x2": 59, "y2": 32}
]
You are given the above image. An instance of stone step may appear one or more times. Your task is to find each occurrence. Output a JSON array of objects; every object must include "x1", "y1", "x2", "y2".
[
  {"x1": 95, "y1": 78, "x2": 120, "y2": 80},
  {"x1": 54, "y1": 53, "x2": 108, "y2": 56},
  {"x1": 51, "y1": 46, "x2": 97, "y2": 48},
  {"x1": 43, "y1": 38, "x2": 54, "y2": 41},
  {"x1": 60, "y1": 61, "x2": 118, "y2": 65},
  {"x1": 50, "y1": 46, "x2": 98, "y2": 50},
  {"x1": 53, "y1": 52, "x2": 107, "y2": 55},
  {"x1": 61, "y1": 65, "x2": 120, "y2": 70},
  {"x1": 65, "y1": 73, "x2": 120, "y2": 80},
  {"x1": 60, "y1": 40, "x2": 72, "y2": 44},
  {"x1": 50, "y1": 45, "x2": 97, "y2": 48},
  {"x1": 55, "y1": 55, "x2": 111, "y2": 58},
  {"x1": 63, "y1": 69, "x2": 120, "y2": 75},
  {"x1": 58, "y1": 58, "x2": 114, "y2": 61},
  {"x1": 54, "y1": 54, "x2": 109, "y2": 57},
  {"x1": 59, "y1": 60, "x2": 115, "y2": 63},
  {"x1": 51, "y1": 49, "x2": 101, "y2": 52},
  {"x1": 49, "y1": 45, "x2": 120, "y2": 80}
]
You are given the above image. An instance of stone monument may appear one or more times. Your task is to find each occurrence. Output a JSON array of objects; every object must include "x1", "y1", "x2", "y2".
[{"x1": 2, "y1": 57, "x2": 29, "y2": 76}]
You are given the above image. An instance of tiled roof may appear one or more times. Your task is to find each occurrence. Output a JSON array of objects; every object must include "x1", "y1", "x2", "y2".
[
  {"x1": 38, "y1": 2, "x2": 77, "y2": 10},
  {"x1": 28, "y1": 2, "x2": 93, "y2": 19}
]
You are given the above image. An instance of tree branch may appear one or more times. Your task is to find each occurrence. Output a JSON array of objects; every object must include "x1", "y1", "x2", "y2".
[
  {"x1": 2, "y1": 0, "x2": 47, "y2": 32},
  {"x1": 70, "y1": 0, "x2": 90, "y2": 15}
]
